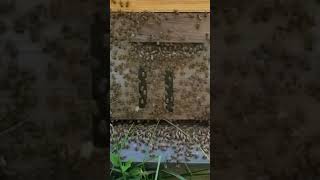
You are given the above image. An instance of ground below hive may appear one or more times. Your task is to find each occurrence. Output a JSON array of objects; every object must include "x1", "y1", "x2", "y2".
[{"x1": 111, "y1": 122, "x2": 210, "y2": 163}]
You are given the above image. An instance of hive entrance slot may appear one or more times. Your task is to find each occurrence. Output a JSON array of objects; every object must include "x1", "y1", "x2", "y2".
[
  {"x1": 138, "y1": 66, "x2": 147, "y2": 108},
  {"x1": 165, "y1": 69, "x2": 174, "y2": 112}
]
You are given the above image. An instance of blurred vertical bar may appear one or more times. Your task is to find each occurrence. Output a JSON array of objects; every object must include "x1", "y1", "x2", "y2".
[{"x1": 90, "y1": 9, "x2": 108, "y2": 148}]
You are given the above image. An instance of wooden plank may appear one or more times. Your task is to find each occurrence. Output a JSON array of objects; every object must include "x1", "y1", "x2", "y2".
[
  {"x1": 131, "y1": 14, "x2": 210, "y2": 43},
  {"x1": 110, "y1": 45, "x2": 210, "y2": 121},
  {"x1": 110, "y1": 0, "x2": 210, "y2": 12}
]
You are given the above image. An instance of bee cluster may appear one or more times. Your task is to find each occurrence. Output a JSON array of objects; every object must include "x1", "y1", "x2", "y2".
[
  {"x1": 164, "y1": 69, "x2": 174, "y2": 112},
  {"x1": 129, "y1": 43, "x2": 206, "y2": 69},
  {"x1": 111, "y1": 0, "x2": 130, "y2": 8},
  {"x1": 111, "y1": 123, "x2": 210, "y2": 162},
  {"x1": 110, "y1": 11, "x2": 210, "y2": 163},
  {"x1": 111, "y1": 39, "x2": 209, "y2": 119},
  {"x1": 110, "y1": 12, "x2": 160, "y2": 46},
  {"x1": 138, "y1": 66, "x2": 147, "y2": 108}
]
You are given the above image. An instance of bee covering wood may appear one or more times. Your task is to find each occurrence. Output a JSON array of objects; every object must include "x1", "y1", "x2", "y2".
[
  {"x1": 138, "y1": 66, "x2": 147, "y2": 108},
  {"x1": 164, "y1": 69, "x2": 174, "y2": 112}
]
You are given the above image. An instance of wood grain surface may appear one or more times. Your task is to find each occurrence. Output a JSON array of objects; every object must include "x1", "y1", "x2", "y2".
[
  {"x1": 110, "y1": 0, "x2": 210, "y2": 12},
  {"x1": 131, "y1": 14, "x2": 210, "y2": 43}
]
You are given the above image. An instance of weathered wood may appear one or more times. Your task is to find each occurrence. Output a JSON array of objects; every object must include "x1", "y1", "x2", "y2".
[
  {"x1": 131, "y1": 14, "x2": 210, "y2": 43},
  {"x1": 110, "y1": 45, "x2": 210, "y2": 121},
  {"x1": 110, "y1": 0, "x2": 210, "y2": 12},
  {"x1": 111, "y1": 13, "x2": 210, "y2": 121}
]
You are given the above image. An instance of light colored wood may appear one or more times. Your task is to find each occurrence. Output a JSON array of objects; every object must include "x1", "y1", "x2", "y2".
[
  {"x1": 131, "y1": 14, "x2": 210, "y2": 43},
  {"x1": 110, "y1": 0, "x2": 210, "y2": 12}
]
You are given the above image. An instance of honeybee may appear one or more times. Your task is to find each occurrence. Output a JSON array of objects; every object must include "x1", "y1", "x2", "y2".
[
  {"x1": 120, "y1": 156, "x2": 126, "y2": 160},
  {"x1": 205, "y1": 33, "x2": 209, "y2": 40},
  {"x1": 202, "y1": 155, "x2": 207, "y2": 160},
  {"x1": 195, "y1": 22, "x2": 200, "y2": 30},
  {"x1": 150, "y1": 154, "x2": 156, "y2": 158},
  {"x1": 193, "y1": 154, "x2": 199, "y2": 159},
  {"x1": 175, "y1": 161, "x2": 180, "y2": 168},
  {"x1": 124, "y1": 144, "x2": 130, "y2": 149},
  {"x1": 197, "y1": 14, "x2": 202, "y2": 21}
]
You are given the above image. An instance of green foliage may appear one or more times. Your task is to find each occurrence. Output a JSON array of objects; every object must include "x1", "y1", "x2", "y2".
[
  {"x1": 110, "y1": 123, "x2": 157, "y2": 180},
  {"x1": 161, "y1": 170, "x2": 186, "y2": 180},
  {"x1": 110, "y1": 122, "x2": 210, "y2": 180},
  {"x1": 154, "y1": 155, "x2": 161, "y2": 180},
  {"x1": 110, "y1": 152, "x2": 156, "y2": 180}
]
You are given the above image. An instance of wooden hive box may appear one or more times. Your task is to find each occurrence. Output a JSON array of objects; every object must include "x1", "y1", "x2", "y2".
[{"x1": 110, "y1": 0, "x2": 210, "y2": 122}]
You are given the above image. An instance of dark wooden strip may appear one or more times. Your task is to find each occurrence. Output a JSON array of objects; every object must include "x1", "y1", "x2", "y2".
[
  {"x1": 165, "y1": 69, "x2": 174, "y2": 112},
  {"x1": 138, "y1": 66, "x2": 147, "y2": 108},
  {"x1": 131, "y1": 14, "x2": 210, "y2": 43}
]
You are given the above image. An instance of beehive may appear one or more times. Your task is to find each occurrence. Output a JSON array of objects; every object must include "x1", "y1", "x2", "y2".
[{"x1": 110, "y1": 1, "x2": 210, "y2": 122}]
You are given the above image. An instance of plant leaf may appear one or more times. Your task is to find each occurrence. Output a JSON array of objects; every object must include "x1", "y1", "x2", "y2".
[
  {"x1": 111, "y1": 168, "x2": 122, "y2": 173},
  {"x1": 155, "y1": 155, "x2": 161, "y2": 180},
  {"x1": 142, "y1": 170, "x2": 156, "y2": 176},
  {"x1": 183, "y1": 162, "x2": 192, "y2": 177},
  {"x1": 110, "y1": 153, "x2": 121, "y2": 167},
  {"x1": 131, "y1": 167, "x2": 142, "y2": 176},
  {"x1": 128, "y1": 177, "x2": 140, "y2": 180},
  {"x1": 161, "y1": 170, "x2": 186, "y2": 180},
  {"x1": 121, "y1": 160, "x2": 132, "y2": 172}
]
